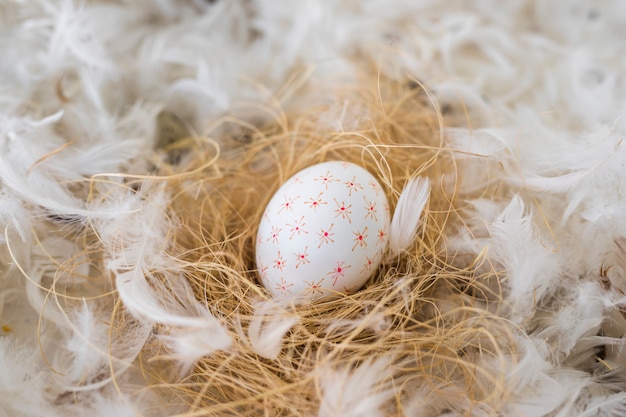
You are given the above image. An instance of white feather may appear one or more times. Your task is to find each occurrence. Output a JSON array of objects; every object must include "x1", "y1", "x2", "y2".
[
  {"x1": 95, "y1": 188, "x2": 231, "y2": 371},
  {"x1": 116, "y1": 268, "x2": 232, "y2": 370},
  {"x1": 0, "y1": 338, "x2": 55, "y2": 417},
  {"x1": 56, "y1": 302, "x2": 152, "y2": 392},
  {"x1": 247, "y1": 300, "x2": 299, "y2": 359},
  {"x1": 496, "y1": 337, "x2": 592, "y2": 417},
  {"x1": 486, "y1": 195, "x2": 561, "y2": 324},
  {"x1": 387, "y1": 176, "x2": 430, "y2": 259},
  {"x1": 577, "y1": 393, "x2": 626, "y2": 417},
  {"x1": 317, "y1": 355, "x2": 396, "y2": 417},
  {"x1": 533, "y1": 282, "x2": 606, "y2": 357}
]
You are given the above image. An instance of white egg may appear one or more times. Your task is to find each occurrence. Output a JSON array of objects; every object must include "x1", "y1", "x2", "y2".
[{"x1": 256, "y1": 161, "x2": 391, "y2": 300}]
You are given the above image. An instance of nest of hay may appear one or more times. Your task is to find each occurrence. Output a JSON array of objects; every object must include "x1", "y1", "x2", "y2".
[{"x1": 116, "y1": 73, "x2": 516, "y2": 416}]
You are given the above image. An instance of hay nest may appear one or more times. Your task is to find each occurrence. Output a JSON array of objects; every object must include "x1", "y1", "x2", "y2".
[{"x1": 126, "y1": 73, "x2": 515, "y2": 416}]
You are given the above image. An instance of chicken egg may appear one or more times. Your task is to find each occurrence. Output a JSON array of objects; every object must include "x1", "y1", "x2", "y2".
[{"x1": 255, "y1": 161, "x2": 390, "y2": 300}]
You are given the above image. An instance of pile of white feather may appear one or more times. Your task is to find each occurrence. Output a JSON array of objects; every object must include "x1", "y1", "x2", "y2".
[{"x1": 2, "y1": 1, "x2": 626, "y2": 416}]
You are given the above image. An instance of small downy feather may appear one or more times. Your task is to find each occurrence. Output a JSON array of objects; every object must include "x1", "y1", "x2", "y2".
[
  {"x1": 486, "y1": 195, "x2": 561, "y2": 324},
  {"x1": 386, "y1": 176, "x2": 430, "y2": 259},
  {"x1": 577, "y1": 392, "x2": 626, "y2": 417},
  {"x1": 116, "y1": 270, "x2": 232, "y2": 374},
  {"x1": 95, "y1": 187, "x2": 231, "y2": 373},
  {"x1": 247, "y1": 300, "x2": 299, "y2": 359},
  {"x1": 533, "y1": 281, "x2": 605, "y2": 357},
  {"x1": 0, "y1": 337, "x2": 56, "y2": 417},
  {"x1": 317, "y1": 355, "x2": 396, "y2": 417},
  {"x1": 57, "y1": 302, "x2": 152, "y2": 392}
]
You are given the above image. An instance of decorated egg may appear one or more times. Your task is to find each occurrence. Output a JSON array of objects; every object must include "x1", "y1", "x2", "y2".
[{"x1": 255, "y1": 161, "x2": 391, "y2": 300}]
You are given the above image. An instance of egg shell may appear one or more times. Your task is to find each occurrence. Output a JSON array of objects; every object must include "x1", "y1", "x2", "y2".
[{"x1": 256, "y1": 161, "x2": 391, "y2": 300}]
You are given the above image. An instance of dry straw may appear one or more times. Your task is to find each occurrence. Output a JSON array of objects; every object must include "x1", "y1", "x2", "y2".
[{"x1": 47, "y1": 71, "x2": 519, "y2": 416}]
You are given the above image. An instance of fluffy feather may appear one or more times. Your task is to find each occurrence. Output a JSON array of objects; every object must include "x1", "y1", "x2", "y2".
[
  {"x1": 456, "y1": 195, "x2": 562, "y2": 324},
  {"x1": 387, "y1": 176, "x2": 430, "y2": 259},
  {"x1": 56, "y1": 302, "x2": 152, "y2": 392},
  {"x1": 247, "y1": 300, "x2": 299, "y2": 359},
  {"x1": 495, "y1": 336, "x2": 592, "y2": 417},
  {"x1": 576, "y1": 394, "x2": 626, "y2": 417},
  {"x1": 533, "y1": 282, "x2": 606, "y2": 358},
  {"x1": 95, "y1": 188, "x2": 231, "y2": 372},
  {"x1": 0, "y1": 338, "x2": 53, "y2": 417},
  {"x1": 317, "y1": 355, "x2": 396, "y2": 417}
]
